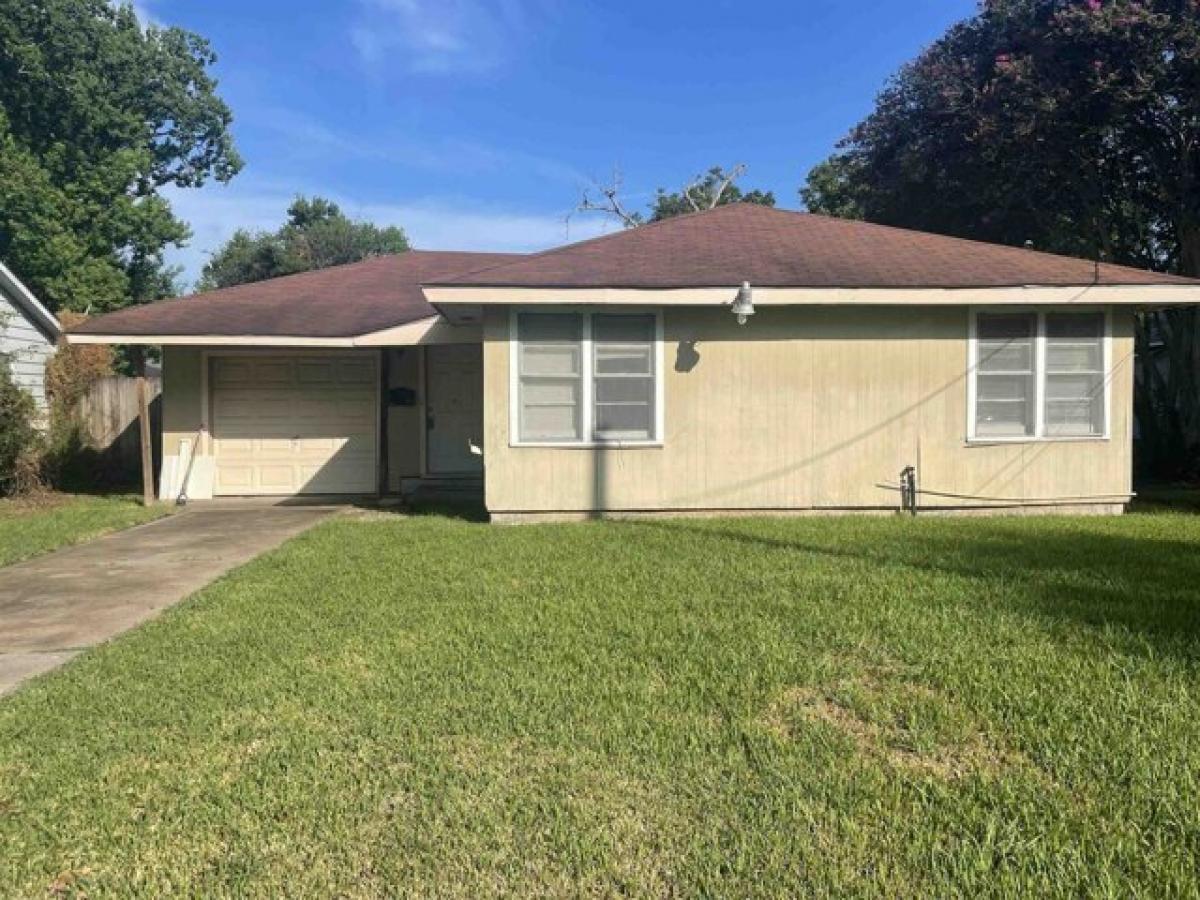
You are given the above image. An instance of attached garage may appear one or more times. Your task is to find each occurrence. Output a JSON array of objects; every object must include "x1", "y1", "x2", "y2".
[
  {"x1": 64, "y1": 251, "x2": 517, "y2": 504},
  {"x1": 209, "y1": 353, "x2": 378, "y2": 496}
]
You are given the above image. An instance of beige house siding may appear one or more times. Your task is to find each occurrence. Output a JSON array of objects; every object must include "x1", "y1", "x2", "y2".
[
  {"x1": 385, "y1": 347, "x2": 424, "y2": 490},
  {"x1": 162, "y1": 346, "x2": 204, "y2": 461},
  {"x1": 482, "y1": 305, "x2": 1134, "y2": 515}
]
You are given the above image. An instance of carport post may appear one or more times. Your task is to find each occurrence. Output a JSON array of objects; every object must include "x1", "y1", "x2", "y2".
[{"x1": 134, "y1": 347, "x2": 155, "y2": 506}]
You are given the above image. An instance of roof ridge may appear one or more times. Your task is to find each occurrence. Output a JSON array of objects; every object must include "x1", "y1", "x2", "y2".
[
  {"x1": 421, "y1": 203, "x2": 1195, "y2": 290},
  {"x1": 408, "y1": 248, "x2": 524, "y2": 258},
  {"x1": 424, "y1": 202, "x2": 775, "y2": 284},
  {"x1": 434, "y1": 203, "x2": 1187, "y2": 286}
]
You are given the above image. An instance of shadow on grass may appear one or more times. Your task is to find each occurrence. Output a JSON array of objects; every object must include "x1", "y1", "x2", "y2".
[
  {"x1": 0, "y1": 486, "x2": 149, "y2": 514},
  {"x1": 630, "y1": 516, "x2": 1200, "y2": 660},
  {"x1": 342, "y1": 497, "x2": 489, "y2": 523},
  {"x1": 1131, "y1": 486, "x2": 1200, "y2": 515}
]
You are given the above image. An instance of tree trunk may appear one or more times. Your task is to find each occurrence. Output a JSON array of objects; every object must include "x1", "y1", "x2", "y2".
[
  {"x1": 1133, "y1": 219, "x2": 1200, "y2": 481},
  {"x1": 1179, "y1": 223, "x2": 1200, "y2": 278}
]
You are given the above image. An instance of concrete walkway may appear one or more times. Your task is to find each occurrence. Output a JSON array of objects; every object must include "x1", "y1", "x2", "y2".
[{"x1": 0, "y1": 505, "x2": 337, "y2": 696}]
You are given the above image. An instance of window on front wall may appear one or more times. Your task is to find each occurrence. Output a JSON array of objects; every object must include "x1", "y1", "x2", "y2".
[
  {"x1": 971, "y1": 309, "x2": 1108, "y2": 440},
  {"x1": 1044, "y1": 312, "x2": 1106, "y2": 436},
  {"x1": 514, "y1": 310, "x2": 660, "y2": 444},
  {"x1": 516, "y1": 313, "x2": 584, "y2": 442},
  {"x1": 974, "y1": 312, "x2": 1037, "y2": 437}
]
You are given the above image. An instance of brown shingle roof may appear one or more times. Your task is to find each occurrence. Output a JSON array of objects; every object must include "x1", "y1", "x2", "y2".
[
  {"x1": 70, "y1": 207, "x2": 1195, "y2": 341},
  {"x1": 71, "y1": 250, "x2": 521, "y2": 338},
  {"x1": 428, "y1": 204, "x2": 1193, "y2": 289}
]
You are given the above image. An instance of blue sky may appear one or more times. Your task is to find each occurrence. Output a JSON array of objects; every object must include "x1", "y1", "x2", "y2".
[{"x1": 134, "y1": 0, "x2": 977, "y2": 288}]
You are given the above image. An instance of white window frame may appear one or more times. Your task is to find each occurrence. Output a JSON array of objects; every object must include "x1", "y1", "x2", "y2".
[
  {"x1": 509, "y1": 307, "x2": 665, "y2": 448},
  {"x1": 967, "y1": 305, "x2": 1112, "y2": 443}
]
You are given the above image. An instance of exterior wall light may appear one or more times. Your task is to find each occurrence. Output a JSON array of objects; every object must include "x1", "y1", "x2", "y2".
[{"x1": 732, "y1": 280, "x2": 755, "y2": 325}]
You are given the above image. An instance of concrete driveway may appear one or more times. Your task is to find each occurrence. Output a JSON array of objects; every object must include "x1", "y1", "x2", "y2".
[{"x1": 0, "y1": 505, "x2": 337, "y2": 696}]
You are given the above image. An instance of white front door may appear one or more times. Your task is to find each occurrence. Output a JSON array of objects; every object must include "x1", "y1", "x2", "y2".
[
  {"x1": 425, "y1": 345, "x2": 483, "y2": 475},
  {"x1": 210, "y1": 353, "x2": 378, "y2": 495}
]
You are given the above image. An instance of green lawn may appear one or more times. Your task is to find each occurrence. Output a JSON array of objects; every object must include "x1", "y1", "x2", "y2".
[
  {"x1": 0, "y1": 494, "x2": 169, "y2": 567},
  {"x1": 1, "y1": 509, "x2": 1199, "y2": 897}
]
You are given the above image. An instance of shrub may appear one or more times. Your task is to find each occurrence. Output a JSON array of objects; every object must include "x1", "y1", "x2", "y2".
[
  {"x1": 45, "y1": 311, "x2": 114, "y2": 413},
  {"x1": 0, "y1": 359, "x2": 42, "y2": 496},
  {"x1": 43, "y1": 311, "x2": 118, "y2": 491}
]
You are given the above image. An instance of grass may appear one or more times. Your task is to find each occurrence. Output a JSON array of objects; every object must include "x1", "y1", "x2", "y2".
[
  {"x1": 0, "y1": 493, "x2": 169, "y2": 567},
  {"x1": 1, "y1": 507, "x2": 1199, "y2": 896}
]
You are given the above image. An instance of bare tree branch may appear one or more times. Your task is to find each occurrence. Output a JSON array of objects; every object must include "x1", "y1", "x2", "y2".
[
  {"x1": 572, "y1": 168, "x2": 643, "y2": 228},
  {"x1": 707, "y1": 163, "x2": 747, "y2": 209},
  {"x1": 570, "y1": 162, "x2": 754, "y2": 230}
]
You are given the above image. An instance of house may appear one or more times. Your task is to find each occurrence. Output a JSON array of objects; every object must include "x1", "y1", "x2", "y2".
[
  {"x1": 0, "y1": 262, "x2": 61, "y2": 425},
  {"x1": 66, "y1": 204, "x2": 1200, "y2": 519}
]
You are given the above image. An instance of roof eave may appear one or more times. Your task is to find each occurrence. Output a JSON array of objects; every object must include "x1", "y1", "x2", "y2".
[
  {"x1": 0, "y1": 262, "x2": 61, "y2": 339},
  {"x1": 65, "y1": 314, "x2": 481, "y2": 347},
  {"x1": 423, "y1": 283, "x2": 1200, "y2": 307}
]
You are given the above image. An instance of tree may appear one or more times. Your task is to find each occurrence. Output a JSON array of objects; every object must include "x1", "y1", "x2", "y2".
[
  {"x1": 0, "y1": 0, "x2": 241, "y2": 314},
  {"x1": 648, "y1": 165, "x2": 776, "y2": 222},
  {"x1": 801, "y1": 1, "x2": 1192, "y2": 270},
  {"x1": 800, "y1": 0, "x2": 1200, "y2": 478},
  {"x1": 576, "y1": 164, "x2": 774, "y2": 228},
  {"x1": 197, "y1": 196, "x2": 411, "y2": 290},
  {"x1": 800, "y1": 156, "x2": 865, "y2": 222}
]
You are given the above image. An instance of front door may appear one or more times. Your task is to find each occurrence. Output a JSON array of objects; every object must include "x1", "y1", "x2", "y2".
[{"x1": 425, "y1": 345, "x2": 483, "y2": 475}]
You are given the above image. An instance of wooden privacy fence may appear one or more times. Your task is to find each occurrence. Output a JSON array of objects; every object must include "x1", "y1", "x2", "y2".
[{"x1": 72, "y1": 375, "x2": 162, "y2": 481}]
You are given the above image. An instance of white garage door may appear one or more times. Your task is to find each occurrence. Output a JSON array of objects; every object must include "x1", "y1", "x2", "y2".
[{"x1": 210, "y1": 354, "x2": 378, "y2": 496}]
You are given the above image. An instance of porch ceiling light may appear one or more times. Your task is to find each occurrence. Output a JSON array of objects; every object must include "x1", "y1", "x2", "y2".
[{"x1": 732, "y1": 280, "x2": 755, "y2": 325}]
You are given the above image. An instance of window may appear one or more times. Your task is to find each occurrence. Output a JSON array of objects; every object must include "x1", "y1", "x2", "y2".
[
  {"x1": 970, "y1": 309, "x2": 1108, "y2": 441},
  {"x1": 515, "y1": 313, "x2": 583, "y2": 442},
  {"x1": 974, "y1": 313, "x2": 1036, "y2": 438},
  {"x1": 513, "y1": 310, "x2": 661, "y2": 445},
  {"x1": 1044, "y1": 312, "x2": 1106, "y2": 436}
]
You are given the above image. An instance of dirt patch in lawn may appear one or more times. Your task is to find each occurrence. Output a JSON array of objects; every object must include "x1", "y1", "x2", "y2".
[
  {"x1": 762, "y1": 669, "x2": 1033, "y2": 781},
  {"x1": 364, "y1": 736, "x2": 691, "y2": 897}
]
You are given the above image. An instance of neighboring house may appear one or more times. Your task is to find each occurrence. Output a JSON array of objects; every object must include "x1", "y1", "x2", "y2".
[
  {"x1": 0, "y1": 262, "x2": 61, "y2": 425},
  {"x1": 67, "y1": 205, "x2": 1200, "y2": 518}
]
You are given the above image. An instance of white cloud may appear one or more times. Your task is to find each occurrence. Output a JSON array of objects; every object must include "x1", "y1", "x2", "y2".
[
  {"x1": 161, "y1": 181, "x2": 294, "y2": 287},
  {"x1": 251, "y1": 107, "x2": 591, "y2": 189},
  {"x1": 161, "y1": 178, "x2": 614, "y2": 291},
  {"x1": 159, "y1": 105, "x2": 606, "y2": 290},
  {"x1": 349, "y1": 0, "x2": 552, "y2": 75},
  {"x1": 352, "y1": 197, "x2": 613, "y2": 252}
]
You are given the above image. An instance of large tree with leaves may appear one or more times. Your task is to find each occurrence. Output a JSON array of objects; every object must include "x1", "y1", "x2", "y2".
[
  {"x1": 802, "y1": 0, "x2": 1200, "y2": 478},
  {"x1": 198, "y1": 196, "x2": 410, "y2": 291},
  {"x1": 648, "y1": 166, "x2": 775, "y2": 222},
  {"x1": 0, "y1": 0, "x2": 241, "y2": 313},
  {"x1": 802, "y1": 0, "x2": 1200, "y2": 270}
]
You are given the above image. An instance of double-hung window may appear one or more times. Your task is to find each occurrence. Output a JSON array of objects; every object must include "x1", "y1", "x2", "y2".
[
  {"x1": 513, "y1": 310, "x2": 661, "y2": 445},
  {"x1": 969, "y1": 308, "x2": 1108, "y2": 441}
]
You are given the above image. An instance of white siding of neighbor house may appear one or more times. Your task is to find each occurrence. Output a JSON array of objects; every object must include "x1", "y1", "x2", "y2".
[{"x1": 0, "y1": 287, "x2": 56, "y2": 415}]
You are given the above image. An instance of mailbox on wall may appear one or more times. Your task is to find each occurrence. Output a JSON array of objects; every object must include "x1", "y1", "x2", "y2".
[{"x1": 388, "y1": 387, "x2": 417, "y2": 407}]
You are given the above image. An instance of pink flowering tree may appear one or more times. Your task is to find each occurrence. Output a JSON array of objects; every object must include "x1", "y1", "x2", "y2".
[{"x1": 802, "y1": 0, "x2": 1200, "y2": 476}]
